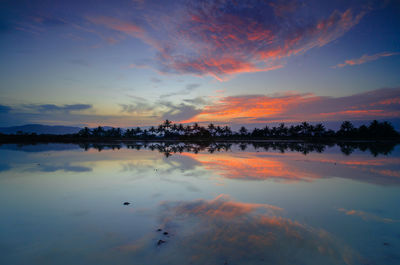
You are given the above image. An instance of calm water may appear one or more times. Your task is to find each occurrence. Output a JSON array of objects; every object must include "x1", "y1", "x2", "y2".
[{"x1": 0, "y1": 142, "x2": 400, "y2": 265}]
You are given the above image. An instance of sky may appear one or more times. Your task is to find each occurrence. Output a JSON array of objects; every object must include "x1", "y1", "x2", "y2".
[{"x1": 0, "y1": 0, "x2": 400, "y2": 128}]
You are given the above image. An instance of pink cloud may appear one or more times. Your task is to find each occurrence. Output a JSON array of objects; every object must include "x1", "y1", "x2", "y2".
[
  {"x1": 84, "y1": 1, "x2": 368, "y2": 80},
  {"x1": 86, "y1": 16, "x2": 143, "y2": 36},
  {"x1": 333, "y1": 52, "x2": 400, "y2": 68}
]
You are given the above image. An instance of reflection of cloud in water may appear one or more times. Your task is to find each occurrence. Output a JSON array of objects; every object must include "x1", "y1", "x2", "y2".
[
  {"x1": 0, "y1": 163, "x2": 11, "y2": 172},
  {"x1": 337, "y1": 208, "x2": 399, "y2": 223},
  {"x1": 35, "y1": 163, "x2": 92, "y2": 173},
  {"x1": 183, "y1": 153, "x2": 320, "y2": 182},
  {"x1": 119, "y1": 195, "x2": 359, "y2": 265},
  {"x1": 181, "y1": 152, "x2": 400, "y2": 185}
]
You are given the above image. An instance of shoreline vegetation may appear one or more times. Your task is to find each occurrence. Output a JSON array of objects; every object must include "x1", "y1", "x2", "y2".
[
  {"x1": 0, "y1": 120, "x2": 399, "y2": 156},
  {"x1": 0, "y1": 120, "x2": 400, "y2": 143},
  {"x1": 0, "y1": 120, "x2": 399, "y2": 144}
]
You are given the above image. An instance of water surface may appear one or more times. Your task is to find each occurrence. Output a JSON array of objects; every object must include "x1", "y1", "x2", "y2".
[{"x1": 1, "y1": 142, "x2": 399, "y2": 265}]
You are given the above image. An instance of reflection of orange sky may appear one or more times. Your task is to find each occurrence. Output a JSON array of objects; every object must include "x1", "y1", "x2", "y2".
[
  {"x1": 33, "y1": 147, "x2": 400, "y2": 184},
  {"x1": 170, "y1": 194, "x2": 282, "y2": 219},
  {"x1": 119, "y1": 195, "x2": 358, "y2": 265},
  {"x1": 182, "y1": 152, "x2": 321, "y2": 182},
  {"x1": 181, "y1": 151, "x2": 400, "y2": 184}
]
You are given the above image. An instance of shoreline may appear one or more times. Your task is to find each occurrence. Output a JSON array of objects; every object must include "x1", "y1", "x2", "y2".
[{"x1": 1, "y1": 137, "x2": 400, "y2": 144}]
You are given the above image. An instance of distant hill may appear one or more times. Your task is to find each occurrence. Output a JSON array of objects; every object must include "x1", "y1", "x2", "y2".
[{"x1": 0, "y1": 124, "x2": 82, "y2": 135}]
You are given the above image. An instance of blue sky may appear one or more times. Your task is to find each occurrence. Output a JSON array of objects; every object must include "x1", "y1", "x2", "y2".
[{"x1": 0, "y1": 0, "x2": 399, "y2": 128}]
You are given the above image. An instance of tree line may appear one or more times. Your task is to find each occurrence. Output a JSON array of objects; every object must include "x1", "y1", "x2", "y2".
[{"x1": 75, "y1": 120, "x2": 399, "y2": 140}]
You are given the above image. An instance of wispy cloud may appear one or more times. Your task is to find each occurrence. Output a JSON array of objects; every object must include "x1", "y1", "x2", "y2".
[
  {"x1": 86, "y1": 16, "x2": 143, "y2": 37},
  {"x1": 84, "y1": 0, "x2": 367, "y2": 80},
  {"x1": 337, "y1": 208, "x2": 399, "y2": 223},
  {"x1": 119, "y1": 96, "x2": 202, "y2": 122},
  {"x1": 159, "y1": 83, "x2": 200, "y2": 98},
  {"x1": 160, "y1": 102, "x2": 202, "y2": 121},
  {"x1": 24, "y1": 104, "x2": 92, "y2": 113},
  {"x1": 333, "y1": 52, "x2": 399, "y2": 68},
  {"x1": 119, "y1": 102, "x2": 154, "y2": 114}
]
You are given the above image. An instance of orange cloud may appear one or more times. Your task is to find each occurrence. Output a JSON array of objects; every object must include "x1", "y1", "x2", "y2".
[
  {"x1": 337, "y1": 208, "x2": 399, "y2": 223},
  {"x1": 180, "y1": 87, "x2": 400, "y2": 124},
  {"x1": 333, "y1": 52, "x2": 400, "y2": 68},
  {"x1": 181, "y1": 93, "x2": 317, "y2": 123}
]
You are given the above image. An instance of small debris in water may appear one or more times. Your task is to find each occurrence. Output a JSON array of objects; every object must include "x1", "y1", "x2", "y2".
[
  {"x1": 157, "y1": 228, "x2": 162, "y2": 232},
  {"x1": 157, "y1": 239, "x2": 166, "y2": 246},
  {"x1": 383, "y1": 242, "x2": 390, "y2": 246},
  {"x1": 163, "y1": 232, "x2": 168, "y2": 235},
  {"x1": 123, "y1": 202, "x2": 130, "y2": 206}
]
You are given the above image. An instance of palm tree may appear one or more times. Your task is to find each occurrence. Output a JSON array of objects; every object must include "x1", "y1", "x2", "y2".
[
  {"x1": 340, "y1": 121, "x2": 354, "y2": 132},
  {"x1": 134, "y1": 127, "x2": 142, "y2": 136},
  {"x1": 124, "y1": 128, "x2": 133, "y2": 138},
  {"x1": 300, "y1": 122, "x2": 312, "y2": 137},
  {"x1": 193, "y1": 123, "x2": 200, "y2": 132},
  {"x1": 277, "y1": 123, "x2": 288, "y2": 137},
  {"x1": 92, "y1": 126, "x2": 105, "y2": 137},
  {"x1": 313, "y1": 123, "x2": 326, "y2": 137},
  {"x1": 263, "y1": 125, "x2": 270, "y2": 137},
  {"x1": 163, "y1": 120, "x2": 172, "y2": 130},
  {"x1": 216, "y1": 126, "x2": 223, "y2": 137},
  {"x1": 178, "y1": 124, "x2": 184, "y2": 135},
  {"x1": 78, "y1": 127, "x2": 91, "y2": 137},
  {"x1": 208, "y1": 123, "x2": 216, "y2": 137},
  {"x1": 223, "y1": 126, "x2": 232, "y2": 137},
  {"x1": 338, "y1": 121, "x2": 354, "y2": 137},
  {"x1": 239, "y1": 126, "x2": 248, "y2": 137},
  {"x1": 149, "y1": 126, "x2": 156, "y2": 137}
]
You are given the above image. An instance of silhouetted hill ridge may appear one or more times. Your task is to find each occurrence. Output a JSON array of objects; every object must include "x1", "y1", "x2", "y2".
[{"x1": 0, "y1": 124, "x2": 82, "y2": 135}]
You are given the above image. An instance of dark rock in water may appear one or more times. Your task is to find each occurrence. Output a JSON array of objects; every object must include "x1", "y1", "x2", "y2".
[
  {"x1": 163, "y1": 232, "x2": 168, "y2": 235},
  {"x1": 123, "y1": 202, "x2": 130, "y2": 205},
  {"x1": 157, "y1": 239, "x2": 166, "y2": 246},
  {"x1": 383, "y1": 242, "x2": 390, "y2": 246},
  {"x1": 157, "y1": 228, "x2": 162, "y2": 232}
]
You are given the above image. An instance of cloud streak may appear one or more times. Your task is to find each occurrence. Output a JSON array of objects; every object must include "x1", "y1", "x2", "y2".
[
  {"x1": 333, "y1": 52, "x2": 400, "y2": 68},
  {"x1": 337, "y1": 208, "x2": 399, "y2": 223},
  {"x1": 159, "y1": 83, "x2": 199, "y2": 98},
  {"x1": 24, "y1": 104, "x2": 92, "y2": 113}
]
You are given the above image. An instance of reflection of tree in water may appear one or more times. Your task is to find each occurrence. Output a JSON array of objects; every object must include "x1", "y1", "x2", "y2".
[
  {"x1": 337, "y1": 142, "x2": 396, "y2": 157},
  {"x1": 76, "y1": 141, "x2": 397, "y2": 157},
  {"x1": 118, "y1": 195, "x2": 359, "y2": 265}
]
